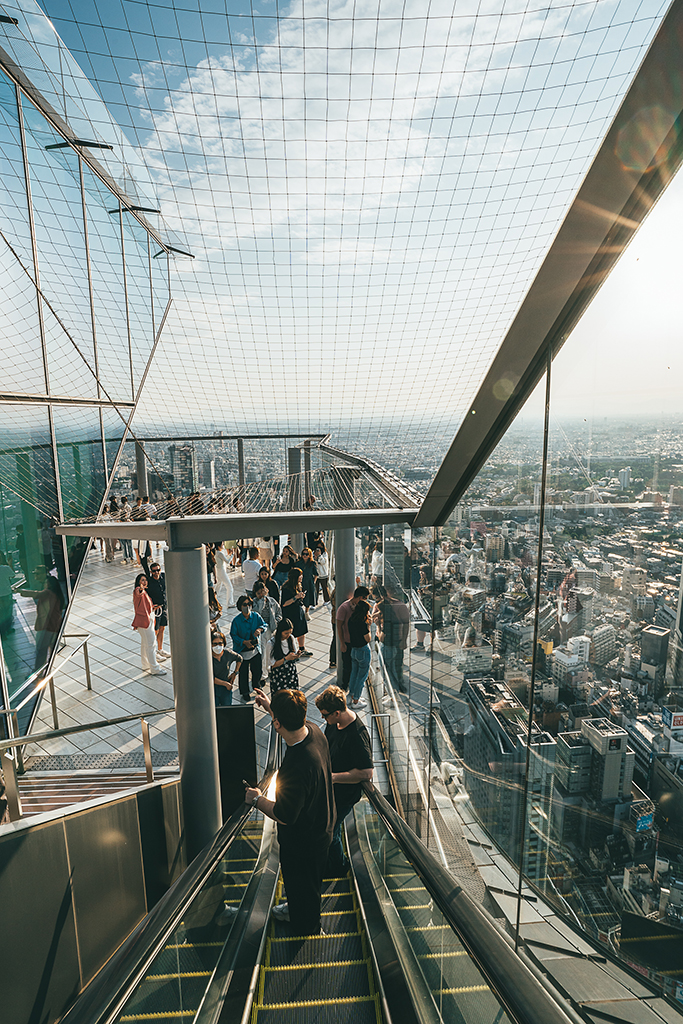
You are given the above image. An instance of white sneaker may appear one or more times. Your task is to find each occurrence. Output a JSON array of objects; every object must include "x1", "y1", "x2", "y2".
[
  {"x1": 157, "y1": 650, "x2": 171, "y2": 660},
  {"x1": 271, "y1": 902, "x2": 290, "y2": 922},
  {"x1": 147, "y1": 668, "x2": 167, "y2": 676},
  {"x1": 352, "y1": 697, "x2": 367, "y2": 709}
]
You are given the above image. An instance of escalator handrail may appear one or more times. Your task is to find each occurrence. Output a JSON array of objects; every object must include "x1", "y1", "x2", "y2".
[
  {"x1": 59, "y1": 727, "x2": 279, "y2": 1024},
  {"x1": 362, "y1": 781, "x2": 580, "y2": 1024}
]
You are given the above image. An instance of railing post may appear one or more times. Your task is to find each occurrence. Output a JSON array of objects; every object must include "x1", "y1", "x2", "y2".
[
  {"x1": 83, "y1": 638, "x2": 92, "y2": 691},
  {"x1": 11, "y1": 711, "x2": 24, "y2": 775},
  {"x1": 48, "y1": 675, "x2": 59, "y2": 730},
  {"x1": 141, "y1": 718, "x2": 154, "y2": 783},
  {"x1": 2, "y1": 751, "x2": 22, "y2": 821}
]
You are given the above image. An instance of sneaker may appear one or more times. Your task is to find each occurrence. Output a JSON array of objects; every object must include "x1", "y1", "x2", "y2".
[
  {"x1": 147, "y1": 667, "x2": 167, "y2": 675},
  {"x1": 217, "y1": 905, "x2": 238, "y2": 924},
  {"x1": 272, "y1": 902, "x2": 290, "y2": 922},
  {"x1": 351, "y1": 697, "x2": 367, "y2": 708},
  {"x1": 300, "y1": 649, "x2": 313, "y2": 657},
  {"x1": 411, "y1": 644, "x2": 426, "y2": 652}
]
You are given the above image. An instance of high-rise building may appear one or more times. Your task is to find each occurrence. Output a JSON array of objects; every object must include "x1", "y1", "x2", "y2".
[
  {"x1": 641, "y1": 625, "x2": 670, "y2": 672},
  {"x1": 581, "y1": 719, "x2": 635, "y2": 802},
  {"x1": 555, "y1": 732, "x2": 592, "y2": 794},
  {"x1": 169, "y1": 445, "x2": 198, "y2": 493},
  {"x1": 199, "y1": 459, "x2": 216, "y2": 490},
  {"x1": 592, "y1": 624, "x2": 617, "y2": 666},
  {"x1": 619, "y1": 468, "x2": 632, "y2": 490}
]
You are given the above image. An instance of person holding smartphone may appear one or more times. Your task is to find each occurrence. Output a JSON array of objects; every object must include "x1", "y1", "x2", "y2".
[
  {"x1": 229, "y1": 595, "x2": 267, "y2": 702},
  {"x1": 269, "y1": 618, "x2": 303, "y2": 692},
  {"x1": 279, "y1": 567, "x2": 311, "y2": 656}
]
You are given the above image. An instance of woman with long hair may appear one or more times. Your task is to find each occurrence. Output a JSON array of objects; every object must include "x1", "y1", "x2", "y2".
[
  {"x1": 296, "y1": 547, "x2": 318, "y2": 618},
  {"x1": 132, "y1": 574, "x2": 166, "y2": 675},
  {"x1": 268, "y1": 618, "x2": 302, "y2": 692},
  {"x1": 279, "y1": 567, "x2": 310, "y2": 655},
  {"x1": 272, "y1": 544, "x2": 297, "y2": 590},
  {"x1": 347, "y1": 599, "x2": 371, "y2": 708}
]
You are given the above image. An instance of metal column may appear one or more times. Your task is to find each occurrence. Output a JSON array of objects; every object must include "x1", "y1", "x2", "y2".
[
  {"x1": 237, "y1": 438, "x2": 245, "y2": 489},
  {"x1": 335, "y1": 527, "x2": 356, "y2": 688},
  {"x1": 164, "y1": 546, "x2": 222, "y2": 859},
  {"x1": 136, "y1": 441, "x2": 148, "y2": 498},
  {"x1": 303, "y1": 438, "x2": 311, "y2": 504},
  {"x1": 288, "y1": 447, "x2": 304, "y2": 551}
]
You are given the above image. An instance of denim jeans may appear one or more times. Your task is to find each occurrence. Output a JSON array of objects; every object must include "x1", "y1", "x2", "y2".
[
  {"x1": 380, "y1": 643, "x2": 406, "y2": 693},
  {"x1": 349, "y1": 645, "x2": 371, "y2": 701},
  {"x1": 214, "y1": 684, "x2": 233, "y2": 707},
  {"x1": 120, "y1": 538, "x2": 133, "y2": 559}
]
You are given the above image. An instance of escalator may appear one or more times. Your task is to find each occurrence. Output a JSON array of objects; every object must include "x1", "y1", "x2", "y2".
[{"x1": 60, "y1": 757, "x2": 576, "y2": 1024}]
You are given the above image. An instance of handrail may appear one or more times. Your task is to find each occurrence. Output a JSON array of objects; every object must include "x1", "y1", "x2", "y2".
[
  {"x1": 0, "y1": 705, "x2": 176, "y2": 755},
  {"x1": 60, "y1": 726, "x2": 279, "y2": 1024},
  {"x1": 0, "y1": 632, "x2": 93, "y2": 734},
  {"x1": 362, "y1": 781, "x2": 580, "y2": 1024}
]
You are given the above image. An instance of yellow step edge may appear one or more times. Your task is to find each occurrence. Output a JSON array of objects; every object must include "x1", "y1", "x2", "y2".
[
  {"x1": 145, "y1": 971, "x2": 212, "y2": 981},
  {"x1": 397, "y1": 903, "x2": 433, "y2": 910},
  {"x1": 388, "y1": 887, "x2": 427, "y2": 893},
  {"x1": 164, "y1": 941, "x2": 224, "y2": 950},
  {"x1": 432, "y1": 985, "x2": 490, "y2": 995},
  {"x1": 264, "y1": 958, "x2": 367, "y2": 972},
  {"x1": 321, "y1": 908, "x2": 357, "y2": 916},
  {"x1": 120, "y1": 1012, "x2": 196, "y2": 1021},
  {"x1": 405, "y1": 924, "x2": 449, "y2": 933},
  {"x1": 418, "y1": 950, "x2": 468, "y2": 960},
  {"x1": 255, "y1": 994, "x2": 379, "y2": 1010},
  {"x1": 269, "y1": 930, "x2": 361, "y2": 942}
]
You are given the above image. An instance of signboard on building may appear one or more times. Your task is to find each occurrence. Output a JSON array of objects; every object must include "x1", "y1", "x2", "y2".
[
  {"x1": 663, "y1": 707, "x2": 683, "y2": 729},
  {"x1": 636, "y1": 812, "x2": 654, "y2": 832}
]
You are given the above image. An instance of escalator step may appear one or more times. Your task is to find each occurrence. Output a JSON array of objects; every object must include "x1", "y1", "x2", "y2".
[
  {"x1": 419, "y1": 952, "x2": 492, "y2": 992},
  {"x1": 321, "y1": 878, "x2": 353, "y2": 894},
  {"x1": 119, "y1": 973, "x2": 208, "y2": 1017},
  {"x1": 270, "y1": 910, "x2": 356, "y2": 940},
  {"x1": 120, "y1": 1012, "x2": 196, "y2": 1021},
  {"x1": 154, "y1": 943, "x2": 224, "y2": 975},
  {"x1": 252, "y1": 997, "x2": 380, "y2": 1023},
  {"x1": 320, "y1": 892, "x2": 354, "y2": 913},
  {"x1": 261, "y1": 962, "x2": 371, "y2": 1005},
  {"x1": 268, "y1": 933, "x2": 364, "y2": 966}
]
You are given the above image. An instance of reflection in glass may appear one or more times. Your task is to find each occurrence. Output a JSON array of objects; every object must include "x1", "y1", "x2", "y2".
[
  {"x1": 82, "y1": 171, "x2": 135, "y2": 402},
  {"x1": 21, "y1": 96, "x2": 97, "y2": 399}
]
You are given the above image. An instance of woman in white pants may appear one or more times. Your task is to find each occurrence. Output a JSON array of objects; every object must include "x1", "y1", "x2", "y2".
[
  {"x1": 132, "y1": 574, "x2": 166, "y2": 675},
  {"x1": 214, "y1": 541, "x2": 235, "y2": 608}
]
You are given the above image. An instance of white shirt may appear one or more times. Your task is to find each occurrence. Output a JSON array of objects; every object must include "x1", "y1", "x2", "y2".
[{"x1": 243, "y1": 558, "x2": 262, "y2": 591}]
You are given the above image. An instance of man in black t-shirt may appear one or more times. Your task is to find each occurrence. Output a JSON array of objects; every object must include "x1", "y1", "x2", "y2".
[
  {"x1": 315, "y1": 685, "x2": 373, "y2": 874},
  {"x1": 245, "y1": 688, "x2": 335, "y2": 935}
]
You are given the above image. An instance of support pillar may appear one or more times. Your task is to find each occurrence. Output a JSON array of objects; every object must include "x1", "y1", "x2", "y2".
[
  {"x1": 335, "y1": 528, "x2": 355, "y2": 689},
  {"x1": 237, "y1": 438, "x2": 245, "y2": 489},
  {"x1": 135, "y1": 441, "x2": 148, "y2": 498},
  {"x1": 303, "y1": 439, "x2": 311, "y2": 504},
  {"x1": 164, "y1": 546, "x2": 222, "y2": 860},
  {"x1": 288, "y1": 448, "x2": 304, "y2": 551}
]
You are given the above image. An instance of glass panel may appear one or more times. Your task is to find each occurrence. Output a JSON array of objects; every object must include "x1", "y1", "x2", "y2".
[
  {"x1": 21, "y1": 96, "x2": 97, "y2": 399},
  {"x1": 111, "y1": 816, "x2": 263, "y2": 1024},
  {"x1": 52, "y1": 406, "x2": 106, "y2": 522},
  {"x1": 101, "y1": 406, "x2": 129, "y2": 479},
  {"x1": 0, "y1": 70, "x2": 45, "y2": 395},
  {"x1": 534, "y1": 171, "x2": 683, "y2": 992},
  {"x1": 0, "y1": 68, "x2": 33, "y2": 266},
  {"x1": 0, "y1": 404, "x2": 67, "y2": 711},
  {"x1": 356, "y1": 799, "x2": 512, "y2": 1024},
  {"x1": 123, "y1": 215, "x2": 155, "y2": 388},
  {"x1": 81, "y1": 169, "x2": 135, "y2": 402},
  {"x1": 151, "y1": 250, "x2": 170, "y2": 336}
]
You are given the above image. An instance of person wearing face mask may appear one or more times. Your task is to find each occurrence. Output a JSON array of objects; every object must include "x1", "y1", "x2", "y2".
[
  {"x1": 211, "y1": 634, "x2": 242, "y2": 707},
  {"x1": 230, "y1": 595, "x2": 267, "y2": 702}
]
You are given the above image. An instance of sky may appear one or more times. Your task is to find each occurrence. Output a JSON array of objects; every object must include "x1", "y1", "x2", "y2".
[{"x1": 3, "y1": 0, "x2": 679, "y2": 461}]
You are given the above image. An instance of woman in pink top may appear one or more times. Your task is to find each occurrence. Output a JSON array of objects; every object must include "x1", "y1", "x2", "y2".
[{"x1": 132, "y1": 574, "x2": 166, "y2": 675}]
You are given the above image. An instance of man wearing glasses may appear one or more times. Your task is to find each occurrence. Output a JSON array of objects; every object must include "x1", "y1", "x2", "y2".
[
  {"x1": 314, "y1": 685, "x2": 373, "y2": 875},
  {"x1": 145, "y1": 561, "x2": 170, "y2": 660}
]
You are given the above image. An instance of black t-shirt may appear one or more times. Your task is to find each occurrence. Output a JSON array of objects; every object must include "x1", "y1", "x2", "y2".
[
  {"x1": 325, "y1": 716, "x2": 373, "y2": 806},
  {"x1": 212, "y1": 650, "x2": 239, "y2": 684},
  {"x1": 348, "y1": 617, "x2": 369, "y2": 648},
  {"x1": 273, "y1": 722, "x2": 335, "y2": 850}
]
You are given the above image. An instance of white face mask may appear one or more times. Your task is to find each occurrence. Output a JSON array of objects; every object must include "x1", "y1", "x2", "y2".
[{"x1": 212, "y1": 645, "x2": 224, "y2": 654}]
